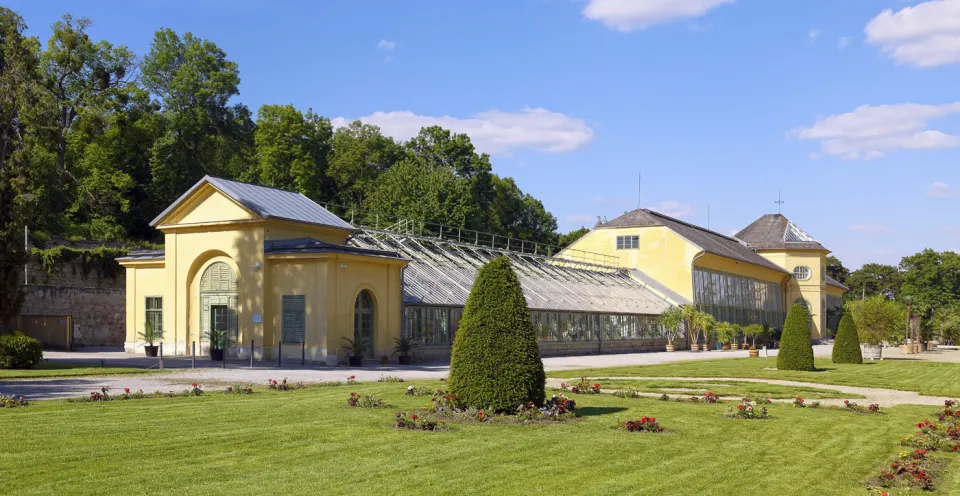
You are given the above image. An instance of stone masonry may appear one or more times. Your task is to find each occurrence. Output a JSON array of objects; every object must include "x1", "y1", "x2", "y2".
[{"x1": 20, "y1": 243, "x2": 126, "y2": 347}]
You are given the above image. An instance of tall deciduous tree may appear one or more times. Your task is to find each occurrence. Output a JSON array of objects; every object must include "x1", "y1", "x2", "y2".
[
  {"x1": 0, "y1": 8, "x2": 40, "y2": 322},
  {"x1": 825, "y1": 255, "x2": 849, "y2": 285},
  {"x1": 38, "y1": 14, "x2": 135, "y2": 213},
  {"x1": 845, "y1": 263, "x2": 902, "y2": 301},
  {"x1": 558, "y1": 227, "x2": 590, "y2": 249},
  {"x1": 848, "y1": 295, "x2": 906, "y2": 349},
  {"x1": 488, "y1": 175, "x2": 558, "y2": 245},
  {"x1": 327, "y1": 121, "x2": 402, "y2": 207},
  {"x1": 899, "y1": 249, "x2": 960, "y2": 314},
  {"x1": 246, "y1": 104, "x2": 331, "y2": 200},
  {"x1": 141, "y1": 28, "x2": 253, "y2": 209}
]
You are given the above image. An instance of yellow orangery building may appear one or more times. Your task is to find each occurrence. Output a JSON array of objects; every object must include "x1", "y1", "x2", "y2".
[{"x1": 119, "y1": 177, "x2": 845, "y2": 363}]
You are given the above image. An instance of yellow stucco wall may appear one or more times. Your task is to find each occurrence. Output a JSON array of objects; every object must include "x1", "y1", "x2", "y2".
[
  {"x1": 120, "y1": 180, "x2": 406, "y2": 364},
  {"x1": 564, "y1": 226, "x2": 701, "y2": 300},
  {"x1": 124, "y1": 263, "x2": 166, "y2": 352},
  {"x1": 825, "y1": 284, "x2": 845, "y2": 299},
  {"x1": 693, "y1": 253, "x2": 787, "y2": 285}
]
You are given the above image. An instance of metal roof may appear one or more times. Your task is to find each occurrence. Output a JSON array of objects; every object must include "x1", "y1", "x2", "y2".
[
  {"x1": 348, "y1": 228, "x2": 675, "y2": 315},
  {"x1": 826, "y1": 275, "x2": 850, "y2": 291},
  {"x1": 597, "y1": 209, "x2": 789, "y2": 274},
  {"x1": 734, "y1": 214, "x2": 827, "y2": 251},
  {"x1": 150, "y1": 176, "x2": 355, "y2": 231},
  {"x1": 265, "y1": 238, "x2": 404, "y2": 260}
]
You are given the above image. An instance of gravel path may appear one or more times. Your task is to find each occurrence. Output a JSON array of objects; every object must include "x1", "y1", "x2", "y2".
[{"x1": 546, "y1": 376, "x2": 955, "y2": 407}]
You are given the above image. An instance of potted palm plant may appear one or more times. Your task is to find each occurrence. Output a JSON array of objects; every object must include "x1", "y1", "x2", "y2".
[
  {"x1": 392, "y1": 335, "x2": 417, "y2": 365},
  {"x1": 658, "y1": 306, "x2": 684, "y2": 352},
  {"x1": 342, "y1": 336, "x2": 370, "y2": 367},
  {"x1": 730, "y1": 324, "x2": 742, "y2": 350},
  {"x1": 699, "y1": 313, "x2": 716, "y2": 351},
  {"x1": 138, "y1": 320, "x2": 164, "y2": 357},
  {"x1": 714, "y1": 322, "x2": 734, "y2": 350},
  {"x1": 203, "y1": 328, "x2": 229, "y2": 362},
  {"x1": 743, "y1": 324, "x2": 764, "y2": 357}
]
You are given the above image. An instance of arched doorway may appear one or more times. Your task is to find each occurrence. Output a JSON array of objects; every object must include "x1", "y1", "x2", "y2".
[
  {"x1": 354, "y1": 290, "x2": 375, "y2": 358},
  {"x1": 200, "y1": 262, "x2": 239, "y2": 353}
]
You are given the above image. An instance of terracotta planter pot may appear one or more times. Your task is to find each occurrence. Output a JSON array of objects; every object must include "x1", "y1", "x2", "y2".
[
  {"x1": 731, "y1": 343, "x2": 740, "y2": 350},
  {"x1": 749, "y1": 349, "x2": 759, "y2": 358},
  {"x1": 690, "y1": 344, "x2": 701, "y2": 352},
  {"x1": 702, "y1": 343, "x2": 711, "y2": 351},
  {"x1": 665, "y1": 344, "x2": 676, "y2": 352},
  {"x1": 722, "y1": 344, "x2": 731, "y2": 351}
]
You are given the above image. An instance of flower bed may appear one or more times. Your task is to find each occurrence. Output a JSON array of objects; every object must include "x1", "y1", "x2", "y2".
[
  {"x1": 225, "y1": 384, "x2": 255, "y2": 394},
  {"x1": 347, "y1": 392, "x2": 387, "y2": 408},
  {"x1": 618, "y1": 416, "x2": 664, "y2": 433},
  {"x1": 844, "y1": 400, "x2": 881, "y2": 414},
  {"x1": 693, "y1": 392, "x2": 721, "y2": 404},
  {"x1": 418, "y1": 392, "x2": 578, "y2": 425},
  {"x1": 268, "y1": 378, "x2": 302, "y2": 391},
  {"x1": 405, "y1": 385, "x2": 437, "y2": 397},
  {"x1": 613, "y1": 388, "x2": 642, "y2": 399},
  {"x1": 725, "y1": 401, "x2": 769, "y2": 420},
  {"x1": 70, "y1": 385, "x2": 204, "y2": 402},
  {"x1": 869, "y1": 400, "x2": 960, "y2": 493},
  {"x1": 394, "y1": 412, "x2": 447, "y2": 431},
  {"x1": 872, "y1": 449, "x2": 942, "y2": 492},
  {"x1": 560, "y1": 378, "x2": 601, "y2": 395},
  {"x1": 0, "y1": 393, "x2": 28, "y2": 408},
  {"x1": 378, "y1": 375, "x2": 405, "y2": 383}
]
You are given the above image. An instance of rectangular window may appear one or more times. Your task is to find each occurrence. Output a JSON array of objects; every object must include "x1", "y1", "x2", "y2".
[
  {"x1": 616, "y1": 235, "x2": 639, "y2": 250},
  {"x1": 281, "y1": 295, "x2": 306, "y2": 343},
  {"x1": 145, "y1": 297, "x2": 162, "y2": 333}
]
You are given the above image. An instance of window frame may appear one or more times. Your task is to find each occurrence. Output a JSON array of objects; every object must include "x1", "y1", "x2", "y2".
[
  {"x1": 615, "y1": 235, "x2": 639, "y2": 250},
  {"x1": 145, "y1": 296, "x2": 163, "y2": 333},
  {"x1": 793, "y1": 266, "x2": 812, "y2": 281}
]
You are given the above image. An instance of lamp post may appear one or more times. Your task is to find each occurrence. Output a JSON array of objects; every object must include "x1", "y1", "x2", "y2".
[{"x1": 21, "y1": 193, "x2": 36, "y2": 285}]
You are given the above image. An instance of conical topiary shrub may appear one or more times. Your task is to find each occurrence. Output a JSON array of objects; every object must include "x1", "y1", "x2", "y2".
[
  {"x1": 448, "y1": 256, "x2": 545, "y2": 412},
  {"x1": 776, "y1": 303, "x2": 815, "y2": 371},
  {"x1": 832, "y1": 312, "x2": 862, "y2": 364}
]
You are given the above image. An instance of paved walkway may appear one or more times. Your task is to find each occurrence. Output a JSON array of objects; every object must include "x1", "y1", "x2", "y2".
[
  {"x1": 4, "y1": 344, "x2": 959, "y2": 403},
  {"x1": 545, "y1": 376, "x2": 954, "y2": 407}
]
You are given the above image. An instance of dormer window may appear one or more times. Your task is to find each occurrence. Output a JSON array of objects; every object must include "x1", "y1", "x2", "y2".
[
  {"x1": 793, "y1": 266, "x2": 812, "y2": 281},
  {"x1": 616, "y1": 235, "x2": 639, "y2": 250}
]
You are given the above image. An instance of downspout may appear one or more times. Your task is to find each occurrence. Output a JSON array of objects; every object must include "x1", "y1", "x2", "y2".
[{"x1": 689, "y1": 251, "x2": 706, "y2": 350}]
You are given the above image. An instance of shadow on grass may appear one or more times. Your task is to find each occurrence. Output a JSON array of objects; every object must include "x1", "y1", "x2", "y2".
[{"x1": 576, "y1": 406, "x2": 628, "y2": 417}]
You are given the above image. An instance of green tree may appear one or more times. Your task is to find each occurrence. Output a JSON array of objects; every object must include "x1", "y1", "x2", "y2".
[
  {"x1": 488, "y1": 175, "x2": 558, "y2": 245},
  {"x1": 742, "y1": 324, "x2": 763, "y2": 349},
  {"x1": 245, "y1": 104, "x2": 332, "y2": 200},
  {"x1": 142, "y1": 28, "x2": 253, "y2": 209},
  {"x1": 681, "y1": 305, "x2": 714, "y2": 349},
  {"x1": 38, "y1": 14, "x2": 135, "y2": 215},
  {"x1": 933, "y1": 304, "x2": 960, "y2": 343},
  {"x1": 825, "y1": 255, "x2": 849, "y2": 285},
  {"x1": 777, "y1": 303, "x2": 815, "y2": 371},
  {"x1": 848, "y1": 295, "x2": 906, "y2": 351},
  {"x1": 448, "y1": 256, "x2": 545, "y2": 411},
  {"x1": 899, "y1": 249, "x2": 960, "y2": 314},
  {"x1": 326, "y1": 121, "x2": 403, "y2": 207},
  {"x1": 845, "y1": 263, "x2": 902, "y2": 301},
  {"x1": 558, "y1": 226, "x2": 590, "y2": 249},
  {"x1": 832, "y1": 312, "x2": 862, "y2": 364}
]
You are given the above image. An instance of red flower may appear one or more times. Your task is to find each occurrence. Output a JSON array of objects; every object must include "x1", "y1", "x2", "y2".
[
  {"x1": 737, "y1": 405, "x2": 745, "y2": 411},
  {"x1": 192, "y1": 383, "x2": 198, "y2": 388},
  {"x1": 124, "y1": 388, "x2": 130, "y2": 394},
  {"x1": 348, "y1": 375, "x2": 356, "y2": 380},
  {"x1": 410, "y1": 414, "x2": 418, "y2": 420},
  {"x1": 478, "y1": 410, "x2": 486, "y2": 420},
  {"x1": 843, "y1": 400, "x2": 849, "y2": 405}
]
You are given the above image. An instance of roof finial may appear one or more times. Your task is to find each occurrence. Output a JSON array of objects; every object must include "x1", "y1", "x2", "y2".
[{"x1": 775, "y1": 190, "x2": 785, "y2": 214}]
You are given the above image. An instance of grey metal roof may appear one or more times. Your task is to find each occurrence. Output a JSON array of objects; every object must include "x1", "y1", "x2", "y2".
[
  {"x1": 348, "y1": 229, "x2": 674, "y2": 315},
  {"x1": 629, "y1": 269, "x2": 692, "y2": 305},
  {"x1": 116, "y1": 250, "x2": 165, "y2": 261},
  {"x1": 734, "y1": 214, "x2": 827, "y2": 251},
  {"x1": 599, "y1": 209, "x2": 789, "y2": 274},
  {"x1": 265, "y1": 238, "x2": 404, "y2": 260},
  {"x1": 150, "y1": 176, "x2": 355, "y2": 231},
  {"x1": 826, "y1": 275, "x2": 849, "y2": 291}
]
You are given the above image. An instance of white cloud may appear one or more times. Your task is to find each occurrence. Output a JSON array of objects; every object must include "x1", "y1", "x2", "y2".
[
  {"x1": 331, "y1": 108, "x2": 594, "y2": 156},
  {"x1": 847, "y1": 222, "x2": 894, "y2": 234},
  {"x1": 565, "y1": 214, "x2": 596, "y2": 225},
  {"x1": 865, "y1": 0, "x2": 960, "y2": 67},
  {"x1": 377, "y1": 40, "x2": 396, "y2": 51},
  {"x1": 838, "y1": 36, "x2": 852, "y2": 49},
  {"x1": 793, "y1": 102, "x2": 960, "y2": 159},
  {"x1": 653, "y1": 200, "x2": 694, "y2": 219},
  {"x1": 583, "y1": 0, "x2": 734, "y2": 32},
  {"x1": 809, "y1": 29, "x2": 821, "y2": 41},
  {"x1": 929, "y1": 181, "x2": 959, "y2": 197}
]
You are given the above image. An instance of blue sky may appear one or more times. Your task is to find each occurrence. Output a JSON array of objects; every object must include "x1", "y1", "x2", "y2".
[{"x1": 12, "y1": 0, "x2": 960, "y2": 269}]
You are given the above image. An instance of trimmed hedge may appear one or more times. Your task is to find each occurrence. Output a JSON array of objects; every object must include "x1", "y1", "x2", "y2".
[
  {"x1": 448, "y1": 256, "x2": 545, "y2": 412},
  {"x1": 776, "y1": 303, "x2": 815, "y2": 371},
  {"x1": 832, "y1": 312, "x2": 862, "y2": 364},
  {"x1": 0, "y1": 331, "x2": 43, "y2": 369}
]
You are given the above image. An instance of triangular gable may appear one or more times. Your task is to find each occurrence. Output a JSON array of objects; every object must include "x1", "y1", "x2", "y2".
[{"x1": 152, "y1": 180, "x2": 259, "y2": 227}]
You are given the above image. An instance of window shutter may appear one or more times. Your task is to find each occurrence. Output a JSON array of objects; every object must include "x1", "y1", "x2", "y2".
[{"x1": 282, "y1": 295, "x2": 306, "y2": 343}]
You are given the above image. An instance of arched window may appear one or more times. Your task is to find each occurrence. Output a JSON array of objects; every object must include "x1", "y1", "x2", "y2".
[
  {"x1": 354, "y1": 290, "x2": 374, "y2": 356},
  {"x1": 793, "y1": 266, "x2": 812, "y2": 281}
]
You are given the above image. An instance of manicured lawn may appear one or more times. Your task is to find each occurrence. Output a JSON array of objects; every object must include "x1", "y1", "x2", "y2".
[
  {"x1": 0, "y1": 380, "x2": 955, "y2": 495},
  {"x1": 589, "y1": 378, "x2": 859, "y2": 399},
  {"x1": 0, "y1": 363, "x2": 157, "y2": 379},
  {"x1": 549, "y1": 358, "x2": 960, "y2": 397}
]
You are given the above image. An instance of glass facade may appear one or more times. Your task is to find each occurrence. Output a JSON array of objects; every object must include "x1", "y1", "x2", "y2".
[
  {"x1": 403, "y1": 306, "x2": 668, "y2": 346},
  {"x1": 693, "y1": 268, "x2": 785, "y2": 328}
]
